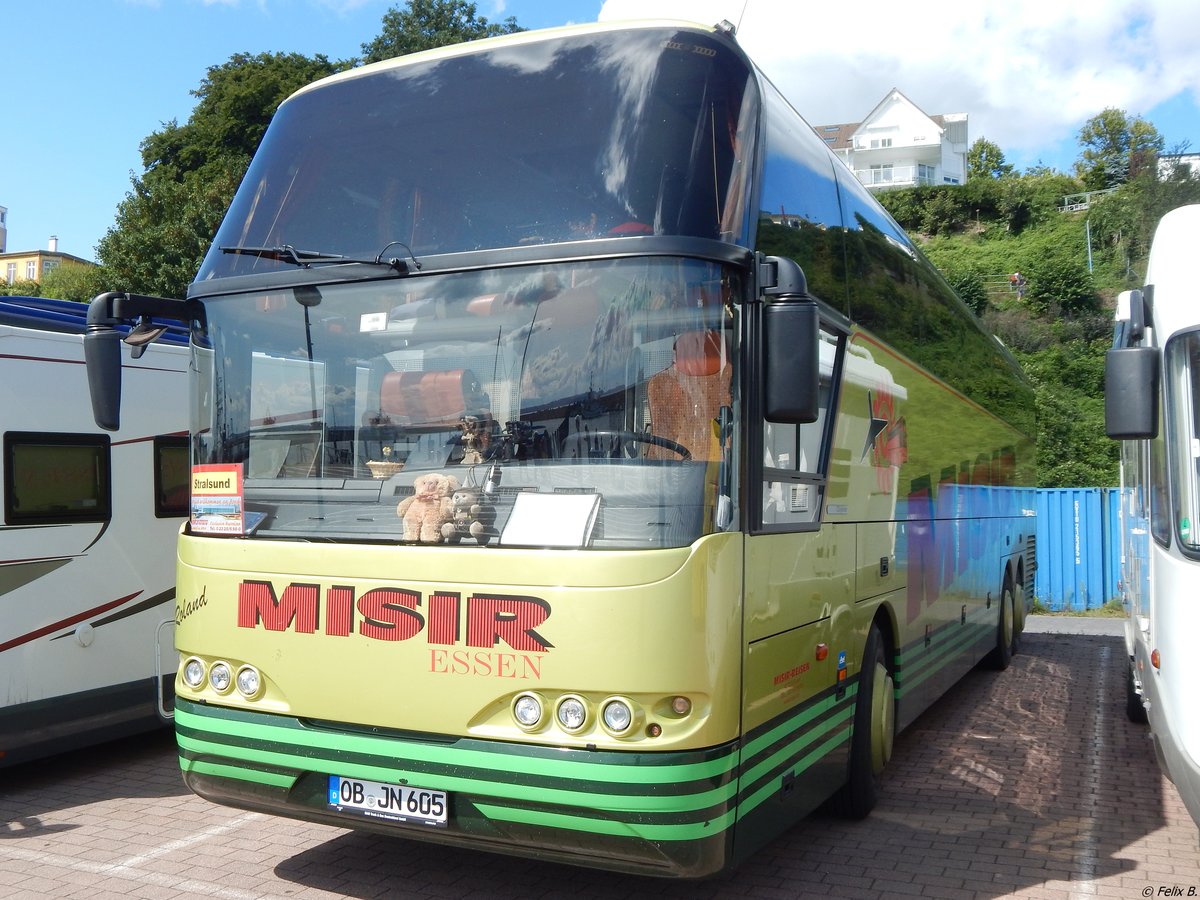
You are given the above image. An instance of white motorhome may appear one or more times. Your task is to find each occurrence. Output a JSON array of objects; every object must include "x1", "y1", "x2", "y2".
[
  {"x1": 1106, "y1": 203, "x2": 1200, "y2": 827},
  {"x1": 0, "y1": 296, "x2": 188, "y2": 766}
]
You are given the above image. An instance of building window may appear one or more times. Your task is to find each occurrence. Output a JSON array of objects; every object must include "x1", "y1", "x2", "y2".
[
  {"x1": 25, "y1": 260, "x2": 37, "y2": 280},
  {"x1": 5, "y1": 263, "x2": 14, "y2": 284},
  {"x1": 870, "y1": 164, "x2": 894, "y2": 184},
  {"x1": 824, "y1": 137, "x2": 836, "y2": 144},
  {"x1": 870, "y1": 138, "x2": 893, "y2": 149},
  {"x1": 42, "y1": 259, "x2": 60, "y2": 275},
  {"x1": 918, "y1": 164, "x2": 936, "y2": 184},
  {"x1": 823, "y1": 126, "x2": 839, "y2": 133}
]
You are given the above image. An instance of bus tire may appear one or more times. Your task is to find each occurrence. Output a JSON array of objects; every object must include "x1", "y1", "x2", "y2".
[
  {"x1": 1125, "y1": 660, "x2": 1149, "y2": 724},
  {"x1": 1011, "y1": 572, "x2": 1025, "y2": 656},
  {"x1": 985, "y1": 580, "x2": 1015, "y2": 671},
  {"x1": 830, "y1": 623, "x2": 894, "y2": 819}
]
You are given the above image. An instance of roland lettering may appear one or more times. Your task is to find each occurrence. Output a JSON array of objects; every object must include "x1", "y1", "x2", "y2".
[{"x1": 236, "y1": 581, "x2": 553, "y2": 651}]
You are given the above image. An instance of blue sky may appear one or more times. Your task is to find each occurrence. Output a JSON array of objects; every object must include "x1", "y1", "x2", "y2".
[{"x1": 2, "y1": 0, "x2": 1196, "y2": 262}]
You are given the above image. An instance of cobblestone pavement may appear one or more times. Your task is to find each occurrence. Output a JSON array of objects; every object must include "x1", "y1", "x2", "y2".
[{"x1": 1, "y1": 623, "x2": 1197, "y2": 899}]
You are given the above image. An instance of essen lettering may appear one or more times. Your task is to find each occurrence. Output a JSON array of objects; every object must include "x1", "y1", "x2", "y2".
[
  {"x1": 429, "y1": 648, "x2": 544, "y2": 679},
  {"x1": 237, "y1": 581, "x2": 553, "y2": 651}
]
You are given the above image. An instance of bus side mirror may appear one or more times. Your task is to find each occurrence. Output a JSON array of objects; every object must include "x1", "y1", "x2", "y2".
[
  {"x1": 1105, "y1": 345, "x2": 1158, "y2": 439},
  {"x1": 85, "y1": 297, "x2": 126, "y2": 432},
  {"x1": 761, "y1": 255, "x2": 820, "y2": 423},
  {"x1": 84, "y1": 291, "x2": 192, "y2": 432}
]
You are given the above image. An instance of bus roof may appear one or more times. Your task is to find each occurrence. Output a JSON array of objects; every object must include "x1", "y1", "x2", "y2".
[{"x1": 288, "y1": 19, "x2": 727, "y2": 103}]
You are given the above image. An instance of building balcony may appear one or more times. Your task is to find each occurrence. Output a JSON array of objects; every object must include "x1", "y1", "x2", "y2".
[{"x1": 853, "y1": 164, "x2": 938, "y2": 188}]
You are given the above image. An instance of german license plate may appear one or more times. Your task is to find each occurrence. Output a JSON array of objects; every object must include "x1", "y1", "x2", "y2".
[{"x1": 327, "y1": 775, "x2": 448, "y2": 827}]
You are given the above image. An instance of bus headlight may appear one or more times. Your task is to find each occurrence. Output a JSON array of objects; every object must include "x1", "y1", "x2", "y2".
[
  {"x1": 556, "y1": 696, "x2": 587, "y2": 732},
  {"x1": 182, "y1": 658, "x2": 206, "y2": 689},
  {"x1": 209, "y1": 662, "x2": 233, "y2": 693},
  {"x1": 601, "y1": 699, "x2": 633, "y2": 734},
  {"x1": 512, "y1": 693, "x2": 544, "y2": 729},
  {"x1": 235, "y1": 666, "x2": 261, "y2": 698}
]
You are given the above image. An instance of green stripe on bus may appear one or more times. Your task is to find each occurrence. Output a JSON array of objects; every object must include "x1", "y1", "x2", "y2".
[
  {"x1": 740, "y1": 705, "x2": 852, "y2": 788},
  {"x1": 740, "y1": 683, "x2": 856, "y2": 762},
  {"x1": 177, "y1": 731, "x2": 736, "y2": 815},
  {"x1": 473, "y1": 802, "x2": 738, "y2": 841},
  {"x1": 179, "y1": 756, "x2": 295, "y2": 789},
  {"x1": 893, "y1": 619, "x2": 991, "y2": 696},
  {"x1": 175, "y1": 702, "x2": 737, "y2": 785},
  {"x1": 736, "y1": 728, "x2": 849, "y2": 821}
]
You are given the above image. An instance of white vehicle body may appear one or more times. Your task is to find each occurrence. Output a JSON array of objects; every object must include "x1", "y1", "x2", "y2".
[
  {"x1": 1107, "y1": 204, "x2": 1200, "y2": 827},
  {"x1": 0, "y1": 296, "x2": 188, "y2": 766}
]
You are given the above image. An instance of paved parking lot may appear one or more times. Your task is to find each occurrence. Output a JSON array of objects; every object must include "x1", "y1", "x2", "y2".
[{"x1": 1, "y1": 618, "x2": 1196, "y2": 899}]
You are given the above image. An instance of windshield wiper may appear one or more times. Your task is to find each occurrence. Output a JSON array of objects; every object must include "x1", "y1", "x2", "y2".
[{"x1": 221, "y1": 243, "x2": 420, "y2": 274}]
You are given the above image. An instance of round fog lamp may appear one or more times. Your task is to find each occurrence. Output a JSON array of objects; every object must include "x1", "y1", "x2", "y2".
[
  {"x1": 557, "y1": 697, "x2": 587, "y2": 732},
  {"x1": 236, "y1": 666, "x2": 261, "y2": 697},
  {"x1": 209, "y1": 662, "x2": 232, "y2": 693},
  {"x1": 513, "y1": 694, "x2": 543, "y2": 728},
  {"x1": 602, "y1": 700, "x2": 633, "y2": 733},
  {"x1": 182, "y1": 658, "x2": 205, "y2": 688}
]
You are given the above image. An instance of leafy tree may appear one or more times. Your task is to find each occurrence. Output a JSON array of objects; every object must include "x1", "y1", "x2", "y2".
[
  {"x1": 966, "y1": 138, "x2": 1015, "y2": 181},
  {"x1": 361, "y1": 0, "x2": 523, "y2": 63},
  {"x1": 1024, "y1": 161, "x2": 1058, "y2": 177},
  {"x1": 1075, "y1": 108, "x2": 1164, "y2": 190},
  {"x1": 40, "y1": 264, "x2": 111, "y2": 302},
  {"x1": 0, "y1": 279, "x2": 41, "y2": 297},
  {"x1": 98, "y1": 52, "x2": 339, "y2": 299}
]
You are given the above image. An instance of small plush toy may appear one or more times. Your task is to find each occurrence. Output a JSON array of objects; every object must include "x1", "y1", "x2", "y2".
[
  {"x1": 441, "y1": 486, "x2": 497, "y2": 546},
  {"x1": 457, "y1": 415, "x2": 489, "y2": 465},
  {"x1": 396, "y1": 472, "x2": 459, "y2": 543}
]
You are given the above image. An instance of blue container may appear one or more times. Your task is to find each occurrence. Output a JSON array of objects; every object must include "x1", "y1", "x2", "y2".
[{"x1": 1033, "y1": 488, "x2": 1120, "y2": 611}]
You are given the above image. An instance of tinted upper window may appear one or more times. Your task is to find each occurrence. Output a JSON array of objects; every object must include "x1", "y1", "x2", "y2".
[{"x1": 198, "y1": 27, "x2": 759, "y2": 281}]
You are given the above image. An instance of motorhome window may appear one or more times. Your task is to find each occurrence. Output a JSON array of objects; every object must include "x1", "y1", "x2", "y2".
[
  {"x1": 154, "y1": 436, "x2": 190, "y2": 518},
  {"x1": 1165, "y1": 332, "x2": 1200, "y2": 552},
  {"x1": 3, "y1": 432, "x2": 111, "y2": 525}
]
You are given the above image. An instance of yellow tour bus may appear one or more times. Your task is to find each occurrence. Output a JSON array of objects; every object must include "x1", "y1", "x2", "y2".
[{"x1": 85, "y1": 19, "x2": 1036, "y2": 879}]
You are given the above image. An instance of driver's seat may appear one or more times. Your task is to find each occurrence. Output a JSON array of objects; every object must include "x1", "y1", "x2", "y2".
[{"x1": 647, "y1": 331, "x2": 730, "y2": 461}]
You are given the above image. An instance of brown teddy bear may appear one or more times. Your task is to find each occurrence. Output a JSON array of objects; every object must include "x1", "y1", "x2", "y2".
[
  {"x1": 441, "y1": 486, "x2": 498, "y2": 546},
  {"x1": 396, "y1": 472, "x2": 459, "y2": 543}
]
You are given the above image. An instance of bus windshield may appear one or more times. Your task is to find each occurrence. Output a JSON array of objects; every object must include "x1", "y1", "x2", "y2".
[
  {"x1": 196, "y1": 26, "x2": 757, "y2": 280},
  {"x1": 191, "y1": 258, "x2": 741, "y2": 549}
]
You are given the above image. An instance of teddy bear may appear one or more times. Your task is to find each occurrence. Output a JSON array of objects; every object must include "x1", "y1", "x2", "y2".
[
  {"x1": 395, "y1": 472, "x2": 459, "y2": 543},
  {"x1": 440, "y1": 486, "x2": 497, "y2": 546}
]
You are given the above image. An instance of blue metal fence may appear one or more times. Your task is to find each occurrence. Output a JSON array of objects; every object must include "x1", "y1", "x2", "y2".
[{"x1": 1033, "y1": 488, "x2": 1121, "y2": 611}]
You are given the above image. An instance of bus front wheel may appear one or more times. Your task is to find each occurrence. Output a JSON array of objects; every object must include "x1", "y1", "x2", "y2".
[{"x1": 830, "y1": 623, "x2": 894, "y2": 819}]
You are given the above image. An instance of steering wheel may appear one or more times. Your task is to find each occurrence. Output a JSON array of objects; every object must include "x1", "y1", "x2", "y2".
[{"x1": 560, "y1": 430, "x2": 691, "y2": 461}]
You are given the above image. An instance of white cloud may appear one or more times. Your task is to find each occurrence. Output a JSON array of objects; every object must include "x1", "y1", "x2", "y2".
[{"x1": 597, "y1": 0, "x2": 1199, "y2": 161}]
